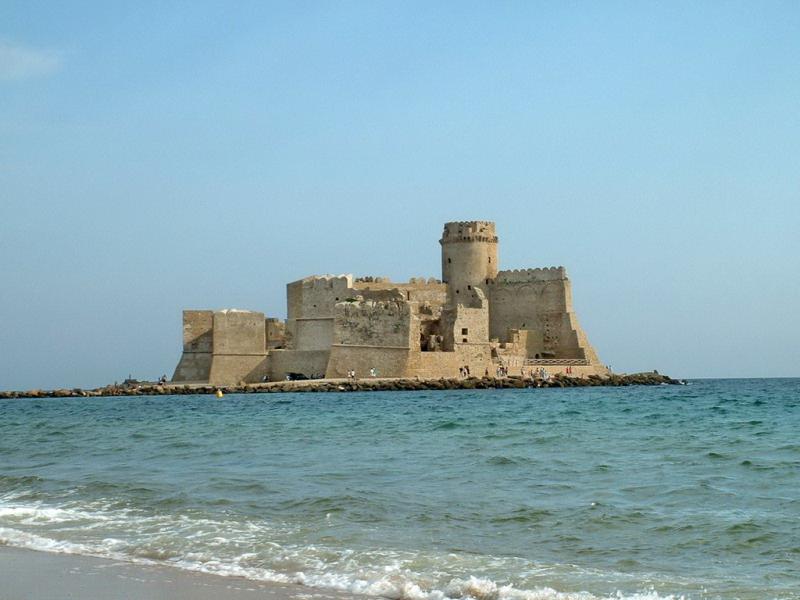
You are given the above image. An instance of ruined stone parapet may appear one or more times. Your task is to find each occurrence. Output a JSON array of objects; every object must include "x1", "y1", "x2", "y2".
[
  {"x1": 353, "y1": 277, "x2": 443, "y2": 289},
  {"x1": 439, "y1": 221, "x2": 498, "y2": 244},
  {"x1": 493, "y1": 266, "x2": 567, "y2": 283},
  {"x1": 295, "y1": 274, "x2": 355, "y2": 289},
  {"x1": 336, "y1": 298, "x2": 413, "y2": 317}
]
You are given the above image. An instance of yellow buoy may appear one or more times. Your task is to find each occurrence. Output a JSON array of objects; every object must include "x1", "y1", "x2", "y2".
[{"x1": 215, "y1": 389, "x2": 224, "y2": 398}]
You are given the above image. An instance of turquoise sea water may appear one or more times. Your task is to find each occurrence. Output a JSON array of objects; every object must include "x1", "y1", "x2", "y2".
[{"x1": 0, "y1": 379, "x2": 798, "y2": 599}]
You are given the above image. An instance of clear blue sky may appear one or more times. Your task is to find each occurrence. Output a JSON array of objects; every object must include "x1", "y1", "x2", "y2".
[{"x1": 2, "y1": 1, "x2": 798, "y2": 389}]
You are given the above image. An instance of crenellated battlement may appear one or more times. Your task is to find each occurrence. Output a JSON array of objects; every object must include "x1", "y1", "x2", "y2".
[
  {"x1": 493, "y1": 267, "x2": 567, "y2": 283},
  {"x1": 297, "y1": 274, "x2": 354, "y2": 290},
  {"x1": 444, "y1": 220, "x2": 496, "y2": 228},
  {"x1": 440, "y1": 221, "x2": 498, "y2": 245},
  {"x1": 354, "y1": 276, "x2": 442, "y2": 288},
  {"x1": 335, "y1": 298, "x2": 412, "y2": 317}
]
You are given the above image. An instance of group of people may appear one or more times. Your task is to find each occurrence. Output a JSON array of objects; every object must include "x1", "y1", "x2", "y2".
[
  {"x1": 458, "y1": 365, "x2": 471, "y2": 378},
  {"x1": 517, "y1": 366, "x2": 551, "y2": 381},
  {"x1": 529, "y1": 367, "x2": 550, "y2": 381},
  {"x1": 346, "y1": 368, "x2": 378, "y2": 380}
]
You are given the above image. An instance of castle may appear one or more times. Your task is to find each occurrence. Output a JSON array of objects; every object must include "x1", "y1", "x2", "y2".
[{"x1": 172, "y1": 221, "x2": 608, "y2": 384}]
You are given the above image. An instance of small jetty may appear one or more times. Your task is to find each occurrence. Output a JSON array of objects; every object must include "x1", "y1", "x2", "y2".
[{"x1": 0, "y1": 372, "x2": 683, "y2": 399}]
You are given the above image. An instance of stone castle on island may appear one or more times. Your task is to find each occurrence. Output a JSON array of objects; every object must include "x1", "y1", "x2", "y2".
[{"x1": 172, "y1": 221, "x2": 609, "y2": 385}]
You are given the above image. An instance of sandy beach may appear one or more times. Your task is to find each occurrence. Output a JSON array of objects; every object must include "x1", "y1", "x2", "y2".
[{"x1": 0, "y1": 546, "x2": 364, "y2": 600}]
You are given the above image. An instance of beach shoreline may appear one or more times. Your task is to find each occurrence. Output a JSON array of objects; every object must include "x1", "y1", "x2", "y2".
[{"x1": 0, "y1": 545, "x2": 367, "y2": 600}]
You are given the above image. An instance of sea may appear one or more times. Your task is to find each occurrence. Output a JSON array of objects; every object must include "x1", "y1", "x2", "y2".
[{"x1": 0, "y1": 379, "x2": 798, "y2": 600}]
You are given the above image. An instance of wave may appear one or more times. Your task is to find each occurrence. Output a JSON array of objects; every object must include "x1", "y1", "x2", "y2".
[
  {"x1": 0, "y1": 500, "x2": 696, "y2": 600},
  {"x1": 0, "y1": 524, "x2": 692, "y2": 600}
]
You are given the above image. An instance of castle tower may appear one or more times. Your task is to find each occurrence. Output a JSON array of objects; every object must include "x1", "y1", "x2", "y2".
[{"x1": 440, "y1": 221, "x2": 498, "y2": 305}]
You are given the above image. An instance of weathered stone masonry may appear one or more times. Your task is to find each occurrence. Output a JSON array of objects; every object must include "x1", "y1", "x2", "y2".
[{"x1": 172, "y1": 221, "x2": 608, "y2": 385}]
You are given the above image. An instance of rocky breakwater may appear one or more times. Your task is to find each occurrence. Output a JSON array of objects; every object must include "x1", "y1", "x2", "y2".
[{"x1": 0, "y1": 372, "x2": 683, "y2": 399}]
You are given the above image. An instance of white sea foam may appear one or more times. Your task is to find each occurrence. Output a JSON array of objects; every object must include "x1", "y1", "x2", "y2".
[
  {"x1": 0, "y1": 504, "x2": 111, "y2": 524},
  {"x1": 0, "y1": 526, "x2": 688, "y2": 600},
  {"x1": 0, "y1": 526, "x2": 101, "y2": 556},
  {"x1": 0, "y1": 498, "x2": 693, "y2": 600}
]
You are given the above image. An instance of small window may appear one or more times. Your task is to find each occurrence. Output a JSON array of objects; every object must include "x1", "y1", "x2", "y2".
[
  {"x1": 462, "y1": 338, "x2": 468, "y2": 343},
  {"x1": 488, "y1": 257, "x2": 491, "y2": 263},
  {"x1": 456, "y1": 289, "x2": 459, "y2": 294},
  {"x1": 467, "y1": 284, "x2": 471, "y2": 290},
  {"x1": 335, "y1": 297, "x2": 339, "y2": 301},
  {"x1": 462, "y1": 328, "x2": 468, "y2": 335},
  {"x1": 448, "y1": 258, "x2": 451, "y2": 264}
]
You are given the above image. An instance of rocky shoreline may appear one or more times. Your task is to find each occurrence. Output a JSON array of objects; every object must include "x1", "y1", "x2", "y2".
[{"x1": 0, "y1": 372, "x2": 683, "y2": 399}]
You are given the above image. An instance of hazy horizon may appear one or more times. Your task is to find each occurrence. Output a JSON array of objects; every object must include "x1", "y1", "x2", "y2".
[{"x1": 2, "y1": 2, "x2": 799, "y2": 389}]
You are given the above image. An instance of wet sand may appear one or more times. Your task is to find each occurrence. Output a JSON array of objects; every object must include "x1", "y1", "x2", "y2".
[{"x1": 0, "y1": 546, "x2": 366, "y2": 600}]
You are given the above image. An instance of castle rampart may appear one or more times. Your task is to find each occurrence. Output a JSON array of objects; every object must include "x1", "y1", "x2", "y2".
[
  {"x1": 285, "y1": 275, "x2": 354, "y2": 353},
  {"x1": 493, "y1": 266, "x2": 567, "y2": 283},
  {"x1": 172, "y1": 309, "x2": 268, "y2": 385}
]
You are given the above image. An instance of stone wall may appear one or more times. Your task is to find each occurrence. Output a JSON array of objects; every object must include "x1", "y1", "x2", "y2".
[
  {"x1": 292, "y1": 319, "x2": 334, "y2": 351},
  {"x1": 326, "y1": 346, "x2": 410, "y2": 378},
  {"x1": 488, "y1": 268, "x2": 602, "y2": 365},
  {"x1": 488, "y1": 270, "x2": 569, "y2": 343},
  {"x1": 265, "y1": 318, "x2": 286, "y2": 349},
  {"x1": 208, "y1": 355, "x2": 268, "y2": 385},
  {"x1": 182, "y1": 310, "x2": 213, "y2": 352},
  {"x1": 286, "y1": 275, "x2": 354, "y2": 351},
  {"x1": 333, "y1": 300, "x2": 415, "y2": 348},
  {"x1": 287, "y1": 275, "x2": 354, "y2": 320},
  {"x1": 212, "y1": 310, "x2": 266, "y2": 354},
  {"x1": 353, "y1": 278, "x2": 446, "y2": 306},
  {"x1": 494, "y1": 267, "x2": 568, "y2": 284},
  {"x1": 325, "y1": 299, "x2": 416, "y2": 378},
  {"x1": 441, "y1": 288, "x2": 490, "y2": 350},
  {"x1": 405, "y1": 345, "x2": 492, "y2": 379},
  {"x1": 171, "y1": 310, "x2": 214, "y2": 382},
  {"x1": 172, "y1": 309, "x2": 269, "y2": 385},
  {"x1": 267, "y1": 349, "x2": 330, "y2": 380}
]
